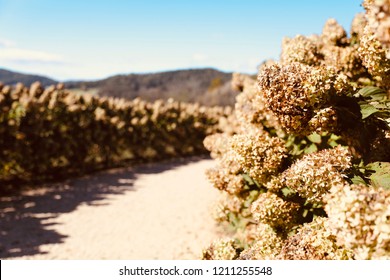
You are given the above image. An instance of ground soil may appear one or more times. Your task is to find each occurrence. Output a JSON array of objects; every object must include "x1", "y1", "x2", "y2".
[{"x1": 0, "y1": 157, "x2": 225, "y2": 259}]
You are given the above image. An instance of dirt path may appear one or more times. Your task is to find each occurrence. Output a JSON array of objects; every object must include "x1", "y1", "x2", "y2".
[{"x1": 0, "y1": 158, "x2": 225, "y2": 259}]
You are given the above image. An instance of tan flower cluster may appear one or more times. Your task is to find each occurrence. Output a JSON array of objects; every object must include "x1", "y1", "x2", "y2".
[
  {"x1": 356, "y1": 0, "x2": 390, "y2": 88},
  {"x1": 359, "y1": 26, "x2": 390, "y2": 87},
  {"x1": 326, "y1": 183, "x2": 390, "y2": 259},
  {"x1": 272, "y1": 146, "x2": 352, "y2": 204},
  {"x1": 230, "y1": 132, "x2": 287, "y2": 184},
  {"x1": 321, "y1": 18, "x2": 348, "y2": 46},
  {"x1": 233, "y1": 73, "x2": 282, "y2": 135},
  {"x1": 351, "y1": 13, "x2": 368, "y2": 40},
  {"x1": 239, "y1": 223, "x2": 283, "y2": 260},
  {"x1": 278, "y1": 217, "x2": 354, "y2": 260},
  {"x1": 212, "y1": 193, "x2": 245, "y2": 223},
  {"x1": 280, "y1": 35, "x2": 322, "y2": 66},
  {"x1": 204, "y1": 134, "x2": 247, "y2": 195},
  {"x1": 257, "y1": 59, "x2": 277, "y2": 72},
  {"x1": 232, "y1": 74, "x2": 260, "y2": 127},
  {"x1": 233, "y1": 223, "x2": 260, "y2": 247},
  {"x1": 203, "y1": 133, "x2": 230, "y2": 159},
  {"x1": 251, "y1": 192, "x2": 300, "y2": 229},
  {"x1": 364, "y1": 0, "x2": 390, "y2": 51},
  {"x1": 322, "y1": 45, "x2": 366, "y2": 79},
  {"x1": 307, "y1": 107, "x2": 339, "y2": 133},
  {"x1": 257, "y1": 62, "x2": 350, "y2": 134},
  {"x1": 279, "y1": 15, "x2": 373, "y2": 83},
  {"x1": 202, "y1": 239, "x2": 240, "y2": 260},
  {"x1": 205, "y1": 163, "x2": 245, "y2": 195}
]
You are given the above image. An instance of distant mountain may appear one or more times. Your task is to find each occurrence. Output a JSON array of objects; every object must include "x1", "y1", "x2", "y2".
[
  {"x1": 0, "y1": 68, "x2": 58, "y2": 87},
  {"x1": 0, "y1": 68, "x2": 239, "y2": 106},
  {"x1": 66, "y1": 68, "x2": 239, "y2": 106}
]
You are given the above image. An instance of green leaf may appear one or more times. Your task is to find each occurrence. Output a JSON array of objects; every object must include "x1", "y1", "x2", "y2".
[
  {"x1": 307, "y1": 133, "x2": 322, "y2": 144},
  {"x1": 227, "y1": 212, "x2": 239, "y2": 227},
  {"x1": 360, "y1": 103, "x2": 380, "y2": 119},
  {"x1": 281, "y1": 187, "x2": 295, "y2": 197},
  {"x1": 304, "y1": 143, "x2": 318, "y2": 154},
  {"x1": 328, "y1": 140, "x2": 338, "y2": 147},
  {"x1": 242, "y1": 173, "x2": 255, "y2": 185},
  {"x1": 357, "y1": 86, "x2": 387, "y2": 100},
  {"x1": 351, "y1": 175, "x2": 368, "y2": 186},
  {"x1": 366, "y1": 162, "x2": 390, "y2": 190}
]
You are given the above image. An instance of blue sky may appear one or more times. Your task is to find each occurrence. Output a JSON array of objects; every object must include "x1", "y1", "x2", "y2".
[{"x1": 0, "y1": 0, "x2": 364, "y2": 81}]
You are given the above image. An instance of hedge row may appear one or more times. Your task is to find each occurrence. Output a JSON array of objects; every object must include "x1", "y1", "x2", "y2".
[{"x1": 0, "y1": 82, "x2": 232, "y2": 184}]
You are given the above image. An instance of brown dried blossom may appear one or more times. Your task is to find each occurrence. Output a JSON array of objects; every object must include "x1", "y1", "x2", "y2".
[
  {"x1": 234, "y1": 76, "x2": 263, "y2": 127},
  {"x1": 205, "y1": 145, "x2": 246, "y2": 195},
  {"x1": 359, "y1": 26, "x2": 390, "y2": 86},
  {"x1": 278, "y1": 217, "x2": 354, "y2": 260},
  {"x1": 230, "y1": 132, "x2": 287, "y2": 184},
  {"x1": 326, "y1": 183, "x2": 390, "y2": 259},
  {"x1": 308, "y1": 107, "x2": 339, "y2": 133},
  {"x1": 251, "y1": 192, "x2": 300, "y2": 229},
  {"x1": 233, "y1": 73, "x2": 282, "y2": 135},
  {"x1": 257, "y1": 62, "x2": 351, "y2": 134},
  {"x1": 239, "y1": 223, "x2": 283, "y2": 260},
  {"x1": 206, "y1": 166, "x2": 246, "y2": 195},
  {"x1": 364, "y1": 0, "x2": 390, "y2": 51},
  {"x1": 212, "y1": 193, "x2": 244, "y2": 223},
  {"x1": 202, "y1": 239, "x2": 240, "y2": 260},
  {"x1": 280, "y1": 35, "x2": 322, "y2": 66},
  {"x1": 203, "y1": 133, "x2": 230, "y2": 159},
  {"x1": 351, "y1": 13, "x2": 368, "y2": 40},
  {"x1": 274, "y1": 146, "x2": 352, "y2": 204},
  {"x1": 233, "y1": 223, "x2": 259, "y2": 247},
  {"x1": 322, "y1": 45, "x2": 366, "y2": 79},
  {"x1": 321, "y1": 18, "x2": 348, "y2": 46}
]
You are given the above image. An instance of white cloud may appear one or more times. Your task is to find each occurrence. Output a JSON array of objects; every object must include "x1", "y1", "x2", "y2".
[
  {"x1": 0, "y1": 48, "x2": 64, "y2": 64},
  {"x1": 191, "y1": 53, "x2": 208, "y2": 62},
  {"x1": 0, "y1": 38, "x2": 63, "y2": 64},
  {"x1": 0, "y1": 38, "x2": 15, "y2": 48}
]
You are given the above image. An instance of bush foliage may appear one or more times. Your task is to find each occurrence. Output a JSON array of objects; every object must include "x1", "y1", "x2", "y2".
[
  {"x1": 0, "y1": 82, "x2": 232, "y2": 185},
  {"x1": 203, "y1": 0, "x2": 390, "y2": 260}
]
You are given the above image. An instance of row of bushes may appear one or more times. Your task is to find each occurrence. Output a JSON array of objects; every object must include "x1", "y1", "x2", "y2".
[
  {"x1": 0, "y1": 81, "x2": 233, "y2": 185},
  {"x1": 202, "y1": 0, "x2": 390, "y2": 260}
]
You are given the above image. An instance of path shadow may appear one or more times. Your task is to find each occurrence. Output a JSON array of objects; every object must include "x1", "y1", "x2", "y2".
[{"x1": 0, "y1": 156, "x2": 210, "y2": 259}]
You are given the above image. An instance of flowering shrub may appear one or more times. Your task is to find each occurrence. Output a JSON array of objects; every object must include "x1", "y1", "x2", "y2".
[
  {"x1": 0, "y1": 82, "x2": 232, "y2": 185},
  {"x1": 203, "y1": 0, "x2": 390, "y2": 260}
]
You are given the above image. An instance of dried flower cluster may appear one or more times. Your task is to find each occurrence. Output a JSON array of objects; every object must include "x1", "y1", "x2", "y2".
[
  {"x1": 281, "y1": 35, "x2": 322, "y2": 66},
  {"x1": 277, "y1": 217, "x2": 354, "y2": 260},
  {"x1": 326, "y1": 183, "x2": 390, "y2": 259},
  {"x1": 359, "y1": 26, "x2": 390, "y2": 87},
  {"x1": 202, "y1": 239, "x2": 240, "y2": 260},
  {"x1": 258, "y1": 63, "x2": 352, "y2": 134},
  {"x1": 359, "y1": 0, "x2": 390, "y2": 88},
  {"x1": 364, "y1": 0, "x2": 390, "y2": 51},
  {"x1": 239, "y1": 222, "x2": 283, "y2": 260},
  {"x1": 232, "y1": 73, "x2": 283, "y2": 136},
  {"x1": 203, "y1": 0, "x2": 390, "y2": 260},
  {"x1": 271, "y1": 146, "x2": 352, "y2": 204},
  {"x1": 251, "y1": 192, "x2": 300, "y2": 229},
  {"x1": 230, "y1": 132, "x2": 287, "y2": 184}
]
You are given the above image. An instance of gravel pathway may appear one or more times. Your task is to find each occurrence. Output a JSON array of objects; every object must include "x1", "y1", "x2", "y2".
[{"x1": 0, "y1": 158, "x2": 224, "y2": 259}]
